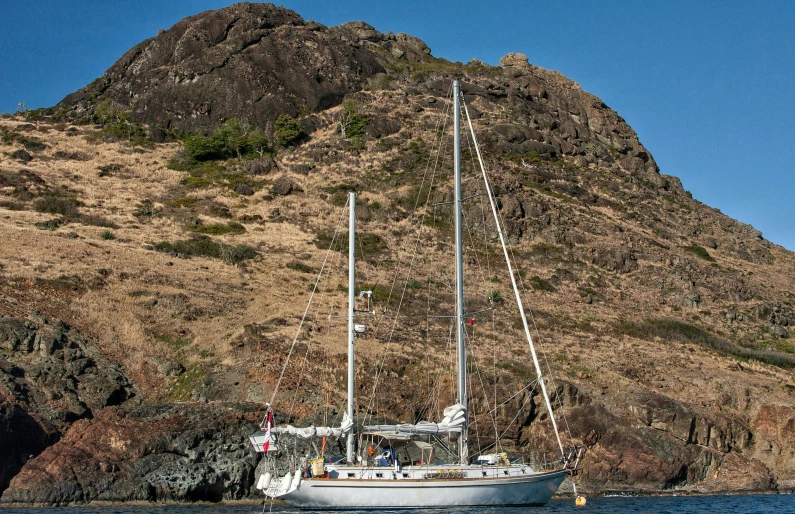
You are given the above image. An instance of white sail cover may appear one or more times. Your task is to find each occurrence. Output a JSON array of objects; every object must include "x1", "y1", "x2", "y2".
[
  {"x1": 272, "y1": 412, "x2": 354, "y2": 439},
  {"x1": 362, "y1": 404, "x2": 466, "y2": 437}
]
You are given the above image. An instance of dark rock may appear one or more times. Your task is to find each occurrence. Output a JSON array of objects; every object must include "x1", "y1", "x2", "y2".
[
  {"x1": 56, "y1": 3, "x2": 386, "y2": 134},
  {"x1": 588, "y1": 246, "x2": 638, "y2": 274},
  {"x1": 271, "y1": 177, "x2": 296, "y2": 196},
  {"x1": 0, "y1": 315, "x2": 135, "y2": 499},
  {"x1": 521, "y1": 384, "x2": 771, "y2": 494},
  {"x1": 685, "y1": 292, "x2": 702, "y2": 309},
  {"x1": 148, "y1": 126, "x2": 167, "y2": 143},
  {"x1": 244, "y1": 156, "x2": 277, "y2": 175},
  {"x1": 234, "y1": 183, "x2": 254, "y2": 196},
  {"x1": 0, "y1": 403, "x2": 59, "y2": 495},
  {"x1": 365, "y1": 115, "x2": 401, "y2": 138},
  {"x1": 769, "y1": 325, "x2": 789, "y2": 338},
  {"x1": 1, "y1": 403, "x2": 266, "y2": 504},
  {"x1": 393, "y1": 33, "x2": 431, "y2": 60},
  {"x1": 52, "y1": 151, "x2": 91, "y2": 161},
  {"x1": 151, "y1": 358, "x2": 185, "y2": 377},
  {"x1": 11, "y1": 149, "x2": 31, "y2": 163}
]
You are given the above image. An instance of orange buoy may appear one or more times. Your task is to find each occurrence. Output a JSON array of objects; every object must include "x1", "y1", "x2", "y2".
[{"x1": 575, "y1": 495, "x2": 587, "y2": 507}]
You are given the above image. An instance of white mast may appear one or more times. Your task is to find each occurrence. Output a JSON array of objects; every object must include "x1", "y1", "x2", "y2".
[
  {"x1": 346, "y1": 192, "x2": 356, "y2": 463},
  {"x1": 453, "y1": 80, "x2": 469, "y2": 465}
]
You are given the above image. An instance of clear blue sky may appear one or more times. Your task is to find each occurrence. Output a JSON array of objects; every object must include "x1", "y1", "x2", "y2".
[{"x1": 1, "y1": 1, "x2": 793, "y2": 251}]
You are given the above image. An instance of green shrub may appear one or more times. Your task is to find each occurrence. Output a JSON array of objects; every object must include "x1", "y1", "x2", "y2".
[
  {"x1": 184, "y1": 133, "x2": 227, "y2": 161},
  {"x1": 274, "y1": 114, "x2": 303, "y2": 147},
  {"x1": 34, "y1": 218, "x2": 63, "y2": 231},
  {"x1": 683, "y1": 245, "x2": 715, "y2": 262},
  {"x1": 154, "y1": 235, "x2": 256, "y2": 264},
  {"x1": 615, "y1": 318, "x2": 795, "y2": 369},
  {"x1": 0, "y1": 128, "x2": 47, "y2": 152},
  {"x1": 192, "y1": 222, "x2": 245, "y2": 236},
  {"x1": 100, "y1": 230, "x2": 115, "y2": 240},
  {"x1": 314, "y1": 231, "x2": 386, "y2": 261},
  {"x1": 287, "y1": 261, "x2": 315, "y2": 273},
  {"x1": 337, "y1": 100, "x2": 367, "y2": 141},
  {"x1": 33, "y1": 196, "x2": 79, "y2": 217},
  {"x1": 529, "y1": 276, "x2": 556, "y2": 292},
  {"x1": 133, "y1": 199, "x2": 160, "y2": 218},
  {"x1": 406, "y1": 279, "x2": 422, "y2": 289},
  {"x1": 330, "y1": 191, "x2": 349, "y2": 206},
  {"x1": 155, "y1": 333, "x2": 192, "y2": 350},
  {"x1": 80, "y1": 214, "x2": 117, "y2": 228},
  {"x1": 173, "y1": 160, "x2": 263, "y2": 192},
  {"x1": 488, "y1": 290, "x2": 504, "y2": 304},
  {"x1": 90, "y1": 99, "x2": 152, "y2": 146},
  {"x1": 181, "y1": 118, "x2": 271, "y2": 162}
]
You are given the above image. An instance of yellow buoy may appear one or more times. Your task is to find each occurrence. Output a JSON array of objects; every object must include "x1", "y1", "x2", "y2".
[{"x1": 575, "y1": 495, "x2": 587, "y2": 507}]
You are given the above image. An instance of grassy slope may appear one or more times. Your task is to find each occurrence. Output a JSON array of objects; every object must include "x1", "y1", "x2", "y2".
[{"x1": 1, "y1": 84, "x2": 794, "y2": 488}]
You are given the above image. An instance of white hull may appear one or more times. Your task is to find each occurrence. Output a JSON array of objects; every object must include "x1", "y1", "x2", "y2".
[{"x1": 266, "y1": 466, "x2": 567, "y2": 509}]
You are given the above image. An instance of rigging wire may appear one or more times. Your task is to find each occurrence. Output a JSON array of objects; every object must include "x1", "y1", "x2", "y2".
[
  {"x1": 360, "y1": 82, "x2": 454, "y2": 426},
  {"x1": 466, "y1": 324, "x2": 502, "y2": 454},
  {"x1": 476, "y1": 380, "x2": 539, "y2": 455},
  {"x1": 267, "y1": 196, "x2": 351, "y2": 409},
  {"x1": 476, "y1": 157, "x2": 576, "y2": 445},
  {"x1": 461, "y1": 98, "x2": 566, "y2": 458}
]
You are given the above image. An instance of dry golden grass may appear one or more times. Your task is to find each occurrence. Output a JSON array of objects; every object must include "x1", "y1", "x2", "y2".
[{"x1": 1, "y1": 105, "x2": 794, "y2": 421}]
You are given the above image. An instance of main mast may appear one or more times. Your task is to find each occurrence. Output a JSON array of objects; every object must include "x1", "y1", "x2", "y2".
[
  {"x1": 453, "y1": 80, "x2": 468, "y2": 465},
  {"x1": 346, "y1": 192, "x2": 356, "y2": 463}
]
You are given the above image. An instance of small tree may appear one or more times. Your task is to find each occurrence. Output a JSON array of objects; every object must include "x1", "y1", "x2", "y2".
[
  {"x1": 184, "y1": 133, "x2": 226, "y2": 161},
  {"x1": 246, "y1": 130, "x2": 270, "y2": 158},
  {"x1": 274, "y1": 114, "x2": 303, "y2": 147},
  {"x1": 217, "y1": 118, "x2": 250, "y2": 159},
  {"x1": 336, "y1": 99, "x2": 367, "y2": 140}
]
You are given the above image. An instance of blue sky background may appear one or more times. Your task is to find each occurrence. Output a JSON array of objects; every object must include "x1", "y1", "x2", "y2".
[{"x1": 1, "y1": 1, "x2": 793, "y2": 250}]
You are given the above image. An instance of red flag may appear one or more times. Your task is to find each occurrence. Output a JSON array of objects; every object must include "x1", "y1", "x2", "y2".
[
  {"x1": 262, "y1": 410, "x2": 273, "y2": 452},
  {"x1": 469, "y1": 318, "x2": 474, "y2": 326}
]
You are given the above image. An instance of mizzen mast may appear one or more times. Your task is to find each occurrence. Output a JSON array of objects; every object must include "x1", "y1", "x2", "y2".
[{"x1": 346, "y1": 192, "x2": 356, "y2": 463}]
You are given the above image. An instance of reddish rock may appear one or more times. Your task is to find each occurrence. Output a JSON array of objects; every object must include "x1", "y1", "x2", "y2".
[
  {"x1": 752, "y1": 405, "x2": 795, "y2": 479},
  {"x1": 1, "y1": 402, "x2": 266, "y2": 505}
]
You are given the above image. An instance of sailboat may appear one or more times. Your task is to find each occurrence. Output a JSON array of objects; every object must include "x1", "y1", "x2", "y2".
[{"x1": 248, "y1": 80, "x2": 584, "y2": 508}]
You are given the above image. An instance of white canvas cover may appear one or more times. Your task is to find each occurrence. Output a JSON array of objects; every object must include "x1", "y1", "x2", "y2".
[
  {"x1": 271, "y1": 412, "x2": 353, "y2": 439},
  {"x1": 362, "y1": 404, "x2": 466, "y2": 437}
]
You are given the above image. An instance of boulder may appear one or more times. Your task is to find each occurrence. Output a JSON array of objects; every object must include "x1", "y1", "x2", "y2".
[
  {"x1": 244, "y1": 156, "x2": 277, "y2": 175},
  {"x1": 10, "y1": 149, "x2": 31, "y2": 163},
  {"x1": 500, "y1": 52, "x2": 531, "y2": 69},
  {"x1": 147, "y1": 126, "x2": 167, "y2": 143},
  {"x1": 271, "y1": 177, "x2": 296, "y2": 196},
  {"x1": 234, "y1": 183, "x2": 254, "y2": 196}
]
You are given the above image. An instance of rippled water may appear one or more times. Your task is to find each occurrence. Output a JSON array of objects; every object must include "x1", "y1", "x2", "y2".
[{"x1": 3, "y1": 494, "x2": 793, "y2": 514}]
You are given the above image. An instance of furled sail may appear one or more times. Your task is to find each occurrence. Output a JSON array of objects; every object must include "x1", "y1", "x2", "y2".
[
  {"x1": 272, "y1": 412, "x2": 354, "y2": 439},
  {"x1": 362, "y1": 404, "x2": 466, "y2": 437}
]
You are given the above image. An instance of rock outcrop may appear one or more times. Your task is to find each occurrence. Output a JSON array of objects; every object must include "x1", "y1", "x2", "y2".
[
  {"x1": 58, "y1": 3, "x2": 386, "y2": 134},
  {"x1": 1, "y1": 402, "x2": 266, "y2": 504},
  {"x1": 0, "y1": 314, "x2": 134, "y2": 496}
]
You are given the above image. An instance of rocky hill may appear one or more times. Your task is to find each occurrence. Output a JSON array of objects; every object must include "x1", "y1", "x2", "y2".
[{"x1": 2, "y1": 2, "x2": 794, "y2": 505}]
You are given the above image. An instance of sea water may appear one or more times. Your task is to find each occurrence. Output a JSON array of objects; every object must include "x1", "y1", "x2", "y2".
[{"x1": 2, "y1": 495, "x2": 793, "y2": 514}]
